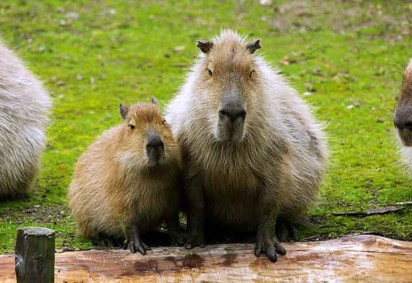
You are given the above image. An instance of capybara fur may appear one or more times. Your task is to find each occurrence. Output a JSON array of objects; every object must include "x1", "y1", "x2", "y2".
[
  {"x1": 394, "y1": 59, "x2": 412, "y2": 169},
  {"x1": 166, "y1": 30, "x2": 328, "y2": 262},
  {"x1": 0, "y1": 41, "x2": 51, "y2": 200},
  {"x1": 68, "y1": 98, "x2": 182, "y2": 254}
]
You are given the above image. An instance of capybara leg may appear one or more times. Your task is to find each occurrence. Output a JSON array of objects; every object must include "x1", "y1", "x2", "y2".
[
  {"x1": 166, "y1": 206, "x2": 185, "y2": 246},
  {"x1": 126, "y1": 223, "x2": 150, "y2": 255},
  {"x1": 112, "y1": 237, "x2": 125, "y2": 247},
  {"x1": 97, "y1": 232, "x2": 124, "y2": 248},
  {"x1": 276, "y1": 219, "x2": 298, "y2": 242},
  {"x1": 285, "y1": 221, "x2": 298, "y2": 241},
  {"x1": 254, "y1": 222, "x2": 286, "y2": 262},
  {"x1": 184, "y1": 177, "x2": 206, "y2": 249},
  {"x1": 254, "y1": 192, "x2": 286, "y2": 262}
]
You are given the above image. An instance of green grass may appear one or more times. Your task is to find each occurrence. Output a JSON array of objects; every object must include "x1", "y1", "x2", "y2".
[{"x1": 0, "y1": 0, "x2": 411, "y2": 253}]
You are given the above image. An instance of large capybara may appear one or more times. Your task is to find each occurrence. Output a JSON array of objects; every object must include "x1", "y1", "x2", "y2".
[
  {"x1": 68, "y1": 98, "x2": 183, "y2": 254},
  {"x1": 394, "y1": 59, "x2": 412, "y2": 169},
  {"x1": 166, "y1": 30, "x2": 328, "y2": 262},
  {"x1": 0, "y1": 41, "x2": 51, "y2": 200}
]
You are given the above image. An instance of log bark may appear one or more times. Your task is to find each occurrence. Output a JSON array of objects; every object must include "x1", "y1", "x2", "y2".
[
  {"x1": 15, "y1": 227, "x2": 55, "y2": 283},
  {"x1": 0, "y1": 235, "x2": 410, "y2": 282}
]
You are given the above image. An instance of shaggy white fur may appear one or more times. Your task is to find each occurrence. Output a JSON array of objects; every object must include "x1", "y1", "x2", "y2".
[
  {"x1": 166, "y1": 29, "x2": 328, "y2": 231},
  {"x1": 0, "y1": 41, "x2": 51, "y2": 199}
]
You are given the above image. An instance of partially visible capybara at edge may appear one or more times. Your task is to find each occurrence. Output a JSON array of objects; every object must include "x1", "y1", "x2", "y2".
[
  {"x1": 0, "y1": 41, "x2": 51, "y2": 200},
  {"x1": 68, "y1": 98, "x2": 183, "y2": 254},
  {"x1": 394, "y1": 59, "x2": 412, "y2": 169},
  {"x1": 166, "y1": 30, "x2": 328, "y2": 262}
]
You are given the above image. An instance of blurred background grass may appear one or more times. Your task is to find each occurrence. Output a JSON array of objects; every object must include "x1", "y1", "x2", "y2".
[{"x1": 0, "y1": 0, "x2": 411, "y2": 253}]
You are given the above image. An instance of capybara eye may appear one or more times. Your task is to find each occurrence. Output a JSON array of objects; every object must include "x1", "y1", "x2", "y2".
[
  {"x1": 162, "y1": 119, "x2": 167, "y2": 126},
  {"x1": 207, "y1": 68, "x2": 213, "y2": 77},
  {"x1": 249, "y1": 70, "x2": 255, "y2": 78},
  {"x1": 129, "y1": 124, "x2": 135, "y2": 130}
]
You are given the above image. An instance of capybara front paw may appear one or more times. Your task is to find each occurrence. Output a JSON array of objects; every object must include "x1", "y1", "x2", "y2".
[
  {"x1": 254, "y1": 234, "x2": 286, "y2": 262},
  {"x1": 276, "y1": 219, "x2": 299, "y2": 242},
  {"x1": 169, "y1": 231, "x2": 185, "y2": 246},
  {"x1": 184, "y1": 233, "x2": 205, "y2": 249},
  {"x1": 126, "y1": 240, "x2": 151, "y2": 255},
  {"x1": 97, "y1": 233, "x2": 124, "y2": 248}
]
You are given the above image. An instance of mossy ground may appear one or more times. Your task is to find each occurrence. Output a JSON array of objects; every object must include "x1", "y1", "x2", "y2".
[{"x1": 0, "y1": 0, "x2": 411, "y2": 253}]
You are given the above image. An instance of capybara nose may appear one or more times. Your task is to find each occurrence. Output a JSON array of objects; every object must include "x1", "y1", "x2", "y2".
[
  {"x1": 394, "y1": 119, "x2": 412, "y2": 131},
  {"x1": 146, "y1": 134, "x2": 164, "y2": 150},
  {"x1": 219, "y1": 108, "x2": 246, "y2": 122},
  {"x1": 394, "y1": 110, "x2": 412, "y2": 131}
]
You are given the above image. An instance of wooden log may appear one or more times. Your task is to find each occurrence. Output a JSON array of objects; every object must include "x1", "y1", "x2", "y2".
[
  {"x1": 0, "y1": 235, "x2": 411, "y2": 282},
  {"x1": 15, "y1": 227, "x2": 55, "y2": 283}
]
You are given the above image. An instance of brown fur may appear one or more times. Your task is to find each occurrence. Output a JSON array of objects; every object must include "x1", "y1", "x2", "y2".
[
  {"x1": 394, "y1": 59, "x2": 412, "y2": 168},
  {"x1": 166, "y1": 30, "x2": 328, "y2": 260},
  {"x1": 68, "y1": 102, "x2": 181, "y2": 244},
  {"x1": 395, "y1": 60, "x2": 412, "y2": 145}
]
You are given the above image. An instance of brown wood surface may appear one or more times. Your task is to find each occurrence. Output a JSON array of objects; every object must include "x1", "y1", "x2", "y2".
[{"x1": 0, "y1": 235, "x2": 411, "y2": 282}]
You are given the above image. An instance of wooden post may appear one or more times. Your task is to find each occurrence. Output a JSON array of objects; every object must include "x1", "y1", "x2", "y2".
[{"x1": 15, "y1": 227, "x2": 55, "y2": 283}]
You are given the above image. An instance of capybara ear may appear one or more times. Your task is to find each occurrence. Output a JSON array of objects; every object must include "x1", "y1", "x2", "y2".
[
  {"x1": 246, "y1": 39, "x2": 261, "y2": 54},
  {"x1": 120, "y1": 103, "x2": 129, "y2": 119},
  {"x1": 197, "y1": 40, "x2": 213, "y2": 54},
  {"x1": 151, "y1": 96, "x2": 159, "y2": 106}
]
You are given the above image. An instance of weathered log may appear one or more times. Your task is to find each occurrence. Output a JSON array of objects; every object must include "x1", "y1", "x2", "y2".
[
  {"x1": 0, "y1": 235, "x2": 410, "y2": 282},
  {"x1": 15, "y1": 227, "x2": 55, "y2": 283}
]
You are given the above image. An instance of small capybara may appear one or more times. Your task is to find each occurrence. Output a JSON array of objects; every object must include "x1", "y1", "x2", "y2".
[
  {"x1": 166, "y1": 30, "x2": 328, "y2": 262},
  {"x1": 0, "y1": 41, "x2": 51, "y2": 200},
  {"x1": 68, "y1": 98, "x2": 183, "y2": 254},
  {"x1": 394, "y1": 59, "x2": 412, "y2": 169}
]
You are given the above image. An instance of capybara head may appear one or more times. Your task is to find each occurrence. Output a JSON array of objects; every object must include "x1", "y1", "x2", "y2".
[
  {"x1": 193, "y1": 30, "x2": 262, "y2": 143},
  {"x1": 119, "y1": 97, "x2": 178, "y2": 167},
  {"x1": 394, "y1": 60, "x2": 412, "y2": 146}
]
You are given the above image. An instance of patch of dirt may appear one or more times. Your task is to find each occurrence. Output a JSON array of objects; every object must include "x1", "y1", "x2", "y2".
[
  {"x1": 269, "y1": 0, "x2": 411, "y2": 42},
  {"x1": 0, "y1": 204, "x2": 71, "y2": 226}
]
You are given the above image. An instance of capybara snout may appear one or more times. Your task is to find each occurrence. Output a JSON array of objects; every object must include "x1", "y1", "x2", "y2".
[
  {"x1": 394, "y1": 105, "x2": 412, "y2": 146},
  {"x1": 395, "y1": 59, "x2": 412, "y2": 146},
  {"x1": 120, "y1": 98, "x2": 173, "y2": 168},
  {"x1": 146, "y1": 131, "x2": 165, "y2": 166},
  {"x1": 217, "y1": 93, "x2": 247, "y2": 142},
  {"x1": 195, "y1": 33, "x2": 261, "y2": 143}
]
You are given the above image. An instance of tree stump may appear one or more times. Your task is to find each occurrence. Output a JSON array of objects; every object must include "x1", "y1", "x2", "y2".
[{"x1": 15, "y1": 227, "x2": 55, "y2": 283}]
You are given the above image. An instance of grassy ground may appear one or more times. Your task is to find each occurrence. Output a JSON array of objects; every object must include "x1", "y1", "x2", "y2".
[{"x1": 0, "y1": 0, "x2": 411, "y2": 253}]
